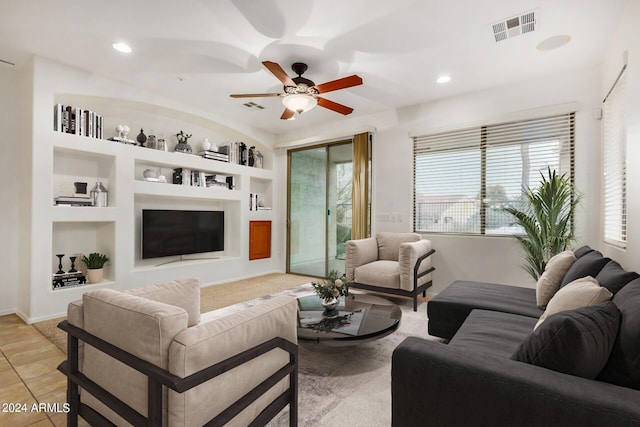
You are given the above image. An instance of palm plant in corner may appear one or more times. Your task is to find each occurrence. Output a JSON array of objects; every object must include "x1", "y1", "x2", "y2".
[{"x1": 503, "y1": 167, "x2": 582, "y2": 281}]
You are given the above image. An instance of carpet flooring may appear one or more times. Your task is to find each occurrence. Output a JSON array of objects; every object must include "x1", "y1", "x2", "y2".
[{"x1": 33, "y1": 273, "x2": 439, "y2": 426}]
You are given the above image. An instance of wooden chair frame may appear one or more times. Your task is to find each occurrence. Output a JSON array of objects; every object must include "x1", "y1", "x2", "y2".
[{"x1": 57, "y1": 320, "x2": 298, "y2": 427}]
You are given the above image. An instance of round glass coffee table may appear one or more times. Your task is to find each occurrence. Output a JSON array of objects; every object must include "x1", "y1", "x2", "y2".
[{"x1": 297, "y1": 292, "x2": 402, "y2": 345}]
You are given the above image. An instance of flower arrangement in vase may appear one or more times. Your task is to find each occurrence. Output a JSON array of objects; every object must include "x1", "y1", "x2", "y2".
[
  {"x1": 175, "y1": 130, "x2": 193, "y2": 153},
  {"x1": 311, "y1": 270, "x2": 351, "y2": 317}
]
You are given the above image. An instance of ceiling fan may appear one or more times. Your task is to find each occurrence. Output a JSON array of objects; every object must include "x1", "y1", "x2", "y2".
[{"x1": 230, "y1": 61, "x2": 363, "y2": 120}]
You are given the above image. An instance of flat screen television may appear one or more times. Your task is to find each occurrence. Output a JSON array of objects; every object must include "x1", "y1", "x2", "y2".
[{"x1": 142, "y1": 209, "x2": 224, "y2": 259}]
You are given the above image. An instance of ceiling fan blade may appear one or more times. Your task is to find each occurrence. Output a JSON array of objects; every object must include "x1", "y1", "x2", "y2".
[
  {"x1": 229, "y1": 93, "x2": 281, "y2": 98},
  {"x1": 262, "y1": 61, "x2": 296, "y2": 87},
  {"x1": 313, "y1": 75, "x2": 363, "y2": 94},
  {"x1": 316, "y1": 97, "x2": 354, "y2": 115},
  {"x1": 280, "y1": 108, "x2": 295, "y2": 120}
]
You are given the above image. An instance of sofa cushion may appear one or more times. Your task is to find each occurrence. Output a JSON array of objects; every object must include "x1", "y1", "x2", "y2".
[
  {"x1": 594, "y1": 260, "x2": 639, "y2": 294},
  {"x1": 398, "y1": 239, "x2": 433, "y2": 292},
  {"x1": 535, "y1": 276, "x2": 612, "y2": 329},
  {"x1": 81, "y1": 289, "x2": 189, "y2": 425},
  {"x1": 376, "y1": 232, "x2": 420, "y2": 261},
  {"x1": 427, "y1": 281, "x2": 543, "y2": 340},
  {"x1": 560, "y1": 250, "x2": 610, "y2": 287},
  {"x1": 536, "y1": 251, "x2": 576, "y2": 309},
  {"x1": 354, "y1": 260, "x2": 400, "y2": 289},
  {"x1": 512, "y1": 301, "x2": 620, "y2": 379},
  {"x1": 448, "y1": 310, "x2": 537, "y2": 358},
  {"x1": 125, "y1": 277, "x2": 201, "y2": 326},
  {"x1": 598, "y1": 278, "x2": 640, "y2": 390},
  {"x1": 573, "y1": 245, "x2": 593, "y2": 259}
]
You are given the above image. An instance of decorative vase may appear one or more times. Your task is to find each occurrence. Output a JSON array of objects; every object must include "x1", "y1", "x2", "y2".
[
  {"x1": 175, "y1": 142, "x2": 192, "y2": 153},
  {"x1": 90, "y1": 181, "x2": 108, "y2": 207},
  {"x1": 136, "y1": 129, "x2": 147, "y2": 147},
  {"x1": 87, "y1": 268, "x2": 103, "y2": 284},
  {"x1": 321, "y1": 297, "x2": 339, "y2": 318}
]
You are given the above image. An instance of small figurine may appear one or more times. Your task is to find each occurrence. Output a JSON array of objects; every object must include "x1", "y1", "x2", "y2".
[{"x1": 136, "y1": 129, "x2": 147, "y2": 147}]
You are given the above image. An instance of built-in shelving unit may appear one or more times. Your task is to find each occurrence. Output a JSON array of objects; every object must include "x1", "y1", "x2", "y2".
[{"x1": 29, "y1": 90, "x2": 276, "y2": 322}]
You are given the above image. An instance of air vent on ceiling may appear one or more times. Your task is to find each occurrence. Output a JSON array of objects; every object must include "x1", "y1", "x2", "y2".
[
  {"x1": 242, "y1": 101, "x2": 265, "y2": 110},
  {"x1": 490, "y1": 10, "x2": 537, "y2": 43}
]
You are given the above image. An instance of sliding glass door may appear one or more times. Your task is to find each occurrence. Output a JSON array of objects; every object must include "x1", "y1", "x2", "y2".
[{"x1": 288, "y1": 142, "x2": 354, "y2": 277}]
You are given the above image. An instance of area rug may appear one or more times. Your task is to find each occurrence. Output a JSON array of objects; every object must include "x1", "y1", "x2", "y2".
[{"x1": 263, "y1": 289, "x2": 439, "y2": 427}]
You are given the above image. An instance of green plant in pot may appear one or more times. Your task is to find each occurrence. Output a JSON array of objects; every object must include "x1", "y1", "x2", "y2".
[
  {"x1": 503, "y1": 168, "x2": 582, "y2": 281},
  {"x1": 175, "y1": 130, "x2": 193, "y2": 153},
  {"x1": 82, "y1": 252, "x2": 110, "y2": 284}
]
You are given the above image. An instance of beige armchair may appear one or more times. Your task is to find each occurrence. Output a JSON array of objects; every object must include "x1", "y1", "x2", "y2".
[
  {"x1": 346, "y1": 232, "x2": 435, "y2": 311},
  {"x1": 57, "y1": 278, "x2": 298, "y2": 427}
]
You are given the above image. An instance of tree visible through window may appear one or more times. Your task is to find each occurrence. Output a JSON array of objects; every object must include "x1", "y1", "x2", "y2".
[{"x1": 413, "y1": 113, "x2": 575, "y2": 235}]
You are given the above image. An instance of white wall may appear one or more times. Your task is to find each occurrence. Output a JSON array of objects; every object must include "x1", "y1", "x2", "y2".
[
  {"x1": 599, "y1": 0, "x2": 640, "y2": 273},
  {"x1": 374, "y1": 67, "x2": 602, "y2": 292},
  {"x1": 0, "y1": 65, "x2": 21, "y2": 314}
]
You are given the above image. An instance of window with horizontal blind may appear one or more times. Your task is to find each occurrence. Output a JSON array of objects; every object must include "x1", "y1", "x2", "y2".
[
  {"x1": 603, "y1": 67, "x2": 627, "y2": 248},
  {"x1": 413, "y1": 112, "x2": 575, "y2": 235}
]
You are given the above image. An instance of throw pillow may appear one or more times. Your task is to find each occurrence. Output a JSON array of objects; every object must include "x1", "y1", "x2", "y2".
[
  {"x1": 598, "y1": 278, "x2": 640, "y2": 390},
  {"x1": 560, "y1": 250, "x2": 610, "y2": 287},
  {"x1": 536, "y1": 251, "x2": 576, "y2": 309},
  {"x1": 535, "y1": 276, "x2": 612, "y2": 330},
  {"x1": 125, "y1": 278, "x2": 201, "y2": 327},
  {"x1": 595, "y1": 260, "x2": 640, "y2": 294},
  {"x1": 512, "y1": 301, "x2": 620, "y2": 379},
  {"x1": 572, "y1": 245, "x2": 593, "y2": 259},
  {"x1": 376, "y1": 232, "x2": 420, "y2": 261}
]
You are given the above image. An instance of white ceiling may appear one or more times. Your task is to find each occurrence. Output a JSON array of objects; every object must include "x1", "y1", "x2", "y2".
[{"x1": 0, "y1": 0, "x2": 626, "y2": 140}]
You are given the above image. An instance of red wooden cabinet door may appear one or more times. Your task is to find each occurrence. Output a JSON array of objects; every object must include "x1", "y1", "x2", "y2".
[{"x1": 249, "y1": 220, "x2": 271, "y2": 260}]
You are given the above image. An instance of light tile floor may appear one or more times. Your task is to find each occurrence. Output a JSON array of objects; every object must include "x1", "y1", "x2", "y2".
[{"x1": 0, "y1": 314, "x2": 75, "y2": 427}]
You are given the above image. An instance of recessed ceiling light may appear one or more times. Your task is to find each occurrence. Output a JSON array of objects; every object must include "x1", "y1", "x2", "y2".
[
  {"x1": 112, "y1": 42, "x2": 132, "y2": 53},
  {"x1": 536, "y1": 35, "x2": 571, "y2": 51},
  {"x1": 436, "y1": 75, "x2": 451, "y2": 84}
]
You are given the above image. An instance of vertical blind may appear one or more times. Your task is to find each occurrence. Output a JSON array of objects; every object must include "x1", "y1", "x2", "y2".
[
  {"x1": 603, "y1": 67, "x2": 627, "y2": 248},
  {"x1": 413, "y1": 112, "x2": 575, "y2": 234}
]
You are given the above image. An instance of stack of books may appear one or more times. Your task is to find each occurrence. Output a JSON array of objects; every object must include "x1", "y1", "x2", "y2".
[
  {"x1": 108, "y1": 136, "x2": 136, "y2": 145},
  {"x1": 198, "y1": 150, "x2": 229, "y2": 162},
  {"x1": 54, "y1": 104, "x2": 103, "y2": 138},
  {"x1": 205, "y1": 175, "x2": 229, "y2": 189},
  {"x1": 52, "y1": 272, "x2": 86, "y2": 289},
  {"x1": 54, "y1": 195, "x2": 92, "y2": 206}
]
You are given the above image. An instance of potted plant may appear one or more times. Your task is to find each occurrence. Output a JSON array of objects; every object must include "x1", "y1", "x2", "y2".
[
  {"x1": 82, "y1": 252, "x2": 110, "y2": 284},
  {"x1": 503, "y1": 168, "x2": 582, "y2": 281},
  {"x1": 175, "y1": 130, "x2": 193, "y2": 153}
]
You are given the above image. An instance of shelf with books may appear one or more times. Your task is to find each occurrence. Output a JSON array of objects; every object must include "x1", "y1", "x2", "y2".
[
  {"x1": 53, "y1": 144, "x2": 116, "y2": 210},
  {"x1": 53, "y1": 103, "x2": 104, "y2": 139},
  {"x1": 132, "y1": 180, "x2": 242, "y2": 201},
  {"x1": 51, "y1": 221, "x2": 116, "y2": 289},
  {"x1": 30, "y1": 92, "x2": 278, "y2": 321}
]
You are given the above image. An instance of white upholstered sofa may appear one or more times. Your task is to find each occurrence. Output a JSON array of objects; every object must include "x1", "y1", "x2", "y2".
[
  {"x1": 57, "y1": 278, "x2": 298, "y2": 426},
  {"x1": 345, "y1": 232, "x2": 435, "y2": 311}
]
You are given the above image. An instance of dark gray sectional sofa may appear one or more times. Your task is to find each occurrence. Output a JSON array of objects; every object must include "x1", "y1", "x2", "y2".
[{"x1": 392, "y1": 246, "x2": 640, "y2": 427}]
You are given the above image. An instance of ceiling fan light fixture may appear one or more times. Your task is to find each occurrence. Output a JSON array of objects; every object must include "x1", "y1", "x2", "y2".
[{"x1": 282, "y1": 94, "x2": 317, "y2": 114}]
